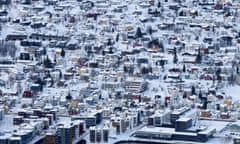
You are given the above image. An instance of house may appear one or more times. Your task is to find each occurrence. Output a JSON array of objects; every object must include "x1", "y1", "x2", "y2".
[
  {"x1": 71, "y1": 110, "x2": 102, "y2": 128},
  {"x1": 6, "y1": 34, "x2": 27, "y2": 41},
  {"x1": 29, "y1": 33, "x2": 68, "y2": 41},
  {"x1": 219, "y1": 36, "x2": 233, "y2": 47},
  {"x1": 182, "y1": 57, "x2": 196, "y2": 64},
  {"x1": 124, "y1": 77, "x2": 148, "y2": 93},
  {"x1": 0, "y1": 0, "x2": 11, "y2": 5},
  {"x1": 20, "y1": 40, "x2": 42, "y2": 47},
  {"x1": 0, "y1": 10, "x2": 8, "y2": 16},
  {"x1": 30, "y1": 22, "x2": 46, "y2": 29},
  {"x1": 101, "y1": 76, "x2": 121, "y2": 90},
  {"x1": 19, "y1": 52, "x2": 31, "y2": 61}
]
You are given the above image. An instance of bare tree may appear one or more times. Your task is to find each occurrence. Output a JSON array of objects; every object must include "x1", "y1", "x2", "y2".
[{"x1": 0, "y1": 40, "x2": 17, "y2": 58}]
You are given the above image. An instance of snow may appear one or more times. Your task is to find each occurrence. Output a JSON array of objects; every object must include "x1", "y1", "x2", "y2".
[
  {"x1": 0, "y1": 0, "x2": 239, "y2": 143},
  {"x1": 223, "y1": 85, "x2": 240, "y2": 101}
]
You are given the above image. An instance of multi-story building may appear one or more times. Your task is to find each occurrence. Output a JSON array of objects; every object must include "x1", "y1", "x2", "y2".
[
  {"x1": 8, "y1": 137, "x2": 22, "y2": 144},
  {"x1": 56, "y1": 125, "x2": 73, "y2": 144},
  {"x1": 89, "y1": 126, "x2": 96, "y2": 143},
  {"x1": 96, "y1": 128, "x2": 102, "y2": 143},
  {"x1": 72, "y1": 110, "x2": 102, "y2": 128},
  {"x1": 124, "y1": 77, "x2": 148, "y2": 93},
  {"x1": 13, "y1": 130, "x2": 34, "y2": 144},
  {"x1": 103, "y1": 126, "x2": 109, "y2": 143},
  {"x1": 43, "y1": 131, "x2": 56, "y2": 144},
  {"x1": 150, "y1": 110, "x2": 171, "y2": 127},
  {"x1": 89, "y1": 125, "x2": 109, "y2": 143}
]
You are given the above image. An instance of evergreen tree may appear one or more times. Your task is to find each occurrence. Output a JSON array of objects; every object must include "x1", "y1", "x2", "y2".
[
  {"x1": 87, "y1": 50, "x2": 92, "y2": 57},
  {"x1": 216, "y1": 68, "x2": 222, "y2": 81},
  {"x1": 198, "y1": 91, "x2": 203, "y2": 99},
  {"x1": 141, "y1": 67, "x2": 148, "y2": 75},
  {"x1": 165, "y1": 100, "x2": 168, "y2": 107},
  {"x1": 147, "y1": 26, "x2": 153, "y2": 35},
  {"x1": 42, "y1": 47, "x2": 47, "y2": 55},
  {"x1": 102, "y1": 50, "x2": 105, "y2": 56},
  {"x1": 123, "y1": 66, "x2": 127, "y2": 73},
  {"x1": 157, "y1": 1, "x2": 161, "y2": 8},
  {"x1": 107, "y1": 38, "x2": 112, "y2": 46},
  {"x1": 43, "y1": 55, "x2": 53, "y2": 68},
  {"x1": 231, "y1": 72, "x2": 235, "y2": 85},
  {"x1": 94, "y1": 15, "x2": 97, "y2": 21},
  {"x1": 149, "y1": 66, "x2": 152, "y2": 73},
  {"x1": 191, "y1": 85, "x2": 196, "y2": 95},
  {"x1": 45, "y1": 70, "x2": 51, "y2": 78},
  {"x1": 183, "y1": 91, "x2": 187, "y2": 99},
  {"x1": 195, "y1": 47, "x2": 202, "y2": 64},
  {"x1": 66, "y1": 92, "x2": 72, "y2": 101},
  {"x1": 35, "y1": 77, "x2": 45, "y2": 91},
  {"x1": 116, "y1": 33, "x2": 119, "y2": 42},
  {"x1": 60, "y1": 48, "x2": 65, "y2": 58},
  {"x1": 183, "y1": 64, "x2": 186, "y2": 72},
  {"x1": 54, "y1": 54, "x2": 56, "y2": 63},
  {"x1": 135, "y1": 27, "x2": 143, "y2": 39},
  {"x1": 160, "y1": 59, "x2": 165, "y2": 69},
  {"x1": 109, "y1": 47, "x2": 114, "y2": 54},
  {"x1": 59, "y1": 70, "x2": 62, "y2": 79},
  {"x1": 24, "y1": 0, "x2": 31, "y2": 4},
  {"x1": 173, "y1": 47, "x2": 178, "y2": 64}
]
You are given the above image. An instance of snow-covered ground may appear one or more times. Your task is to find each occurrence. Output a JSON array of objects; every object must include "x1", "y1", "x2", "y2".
[{"x1": 0, "y1": 0, "x2": 240, "y2": 143}]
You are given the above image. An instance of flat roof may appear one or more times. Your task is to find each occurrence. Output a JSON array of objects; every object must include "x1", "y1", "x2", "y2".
[
  {"x1": 136, "y1": 126, "x2": 199, "y2": 136},
  {"x1": 138, "y1": 126, "x2": 175, "y2": 134},
  {"x1": 176, "y1": 117, "x2": 191, "y2": 122},
  {"x1": 198, "y1": 127, "x2": 216, "y2": 135}
]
